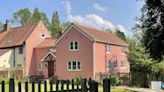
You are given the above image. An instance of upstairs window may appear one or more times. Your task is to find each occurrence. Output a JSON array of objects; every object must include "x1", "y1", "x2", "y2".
[
  {"x1": 67, "y1": 61, "x2": 81, "y2": 71},
  {"x1": 69, "y1": 41, "x2": 79, "y2": 51},
  {"x1": 114, "y1": 60, "x2": 118, "y2": 68},
  {"x1": 19, "y1": 46, "x2": 23, "y2": 54},
  {"x1": 121, "y1": 47, "x2": 126, "y2": 54},
  {"x1": 106, "y1": 44, "x2": 110, "y2": 53},
  {"x1": 40, "y1": 33, "x2": 46, "y2": 39}
]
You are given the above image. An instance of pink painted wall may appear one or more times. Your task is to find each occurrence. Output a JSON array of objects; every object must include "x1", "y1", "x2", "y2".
[
  {"x1": 94, "y1": 42, "x2": 130, "y2": 75},
  {"x1": 25, "y1": 21, "x2": 51, "y2": 77},
  {"x1": 56, "y1": 27, "x2": 93, "y2": 80},
  {"x1": 34, "y1": 48, "x2": 55, "y2": 78}
]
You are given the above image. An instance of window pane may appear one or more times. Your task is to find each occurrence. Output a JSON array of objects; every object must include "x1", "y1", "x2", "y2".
[
  {"x1": 68, "y1": 62, "x2": 72, "y2": 69},
  {"x1": 73, "y1": 62, "x2": 76, "y2": 70},
  {"x1": 114, "y1": 61, "x2": 118, "y2": 68},
  {"x1": 122, "y1": 47, "x2": 125, "y2": 53},
  {"x1": 106, "y1": 45, "x2": 110, "y2": 52},
  {"x1": 75, "y1": 42, "x2": 78, "y2": 49},
  {"x1": 70, "y1": 42, "x2": 73, "y2": 49},
  {"x1": 121, "y1": 61, "x2": 126, "y2": 67},
  {"x1": 77, "y1": 62, "x2": 81, "y2": 69},
  {"x1": 107, "y1": 61, "x2": 112, "y2": 68},
  {"x1": 19, "y1": 46, "x2": 23, "y2": 54}
]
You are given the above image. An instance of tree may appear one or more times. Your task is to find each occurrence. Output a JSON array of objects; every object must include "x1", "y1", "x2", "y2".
[
  {"x1": 136, "y1": 0, "x2": 164, "y2": 60},
  {"x1": 48, "y1": 12, "x2": 61, "y2": 38},
  {"x1": 40, "y1": 12, "x2": 49, "y2": 28},
  {"x1": 31, "y1": 8, "x2": 41, "y2": 23},
  {"x1": 0, "y1": 22, "x2": 3, "y2": 29},
  {"x1": 115, "y1": 27, "x2": 127, "y2": 41},
  {"x1": 61, "y1": 21, "x2": 71, "y2": 31},
  {"x1": 13, "y1": 8, "x2": 31, "y2": 26}
]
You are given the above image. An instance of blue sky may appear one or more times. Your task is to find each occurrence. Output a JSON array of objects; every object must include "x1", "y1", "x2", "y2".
[{"x1": 0, "y1": 0, "x2": 143, "y2": 36}]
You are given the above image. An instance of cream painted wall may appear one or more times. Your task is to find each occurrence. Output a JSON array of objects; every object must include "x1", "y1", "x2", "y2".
[
  {"x1": 0, "y1": 49, "x2": 14, "y2": 69},
  {"x1": 0, "y1": 46, "x2": 25, "y2": 69}
]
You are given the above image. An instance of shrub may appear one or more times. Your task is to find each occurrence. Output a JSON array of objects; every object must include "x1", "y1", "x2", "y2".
[{"x1": 110, "y1": 74, "x2": 122, "y2": 86}]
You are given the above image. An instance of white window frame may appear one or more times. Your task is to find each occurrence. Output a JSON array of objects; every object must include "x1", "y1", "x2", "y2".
[
  {"x1": 38, "y1": 63, "x2": 42, "y2": 71},
  {"x1": 67, "y1": 61, "x2": 81, "y2": 71},
  {"x1": 114, "y1": 60, "x2": 118, "y2": 69},
  {"x1": 106, "y1": 44, "x2": 110, "y2": 53},
  {"x1": 69, "y1": 41, "x2": 79, "y2": 51},
  {"x1": 18, "y1": 46, "x2": 23, "y2": 54},
  {"x1": 106, "y1": 60, "x2": 112, "y2": 69},
  {"x1": 121, "y1": 61, "x2": 126, "y2": 68},
  {"x1": 121, "y1": 47, "x2": 126, "y2": 54},
  {"x1": 40, "y1": 33, "x2": 46, "y2": 39}
]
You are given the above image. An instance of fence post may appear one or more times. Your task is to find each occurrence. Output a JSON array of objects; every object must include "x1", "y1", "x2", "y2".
[
  {"x1": 103, "y1": 78, "x2": 110, "y2": 92},
  {"x1": 32, "y1": 82, "x2": 35, "y2": 92},
  {"x1": 76, "y1": 79, "x2": 79, "y2": 91},
  {"x1": 81, "y1": 79, "x2": 87, "y2": 92},
  {"x1": 18, "y1": 82, "x2": 21, "y2": 92},
  {"x1": 25, "y1": 81, "x2": 28, "y2": 92},
  {"x1": 50, "y1": 81, "x2": 53, "y2": 92},
  {"x1": 56, "y1": 80, "x2": 59, "y2": 92},
  {"x1": 72, "y1": 79, "x2": 75, "y2": 92},
  {"x1": 9, "y1": 78, "x2": 15, "y2": 92},
  {"x1": 44, "y1": 81, "x2": 47, "y2": 92},
  {"x1": 90, "y1": 80, "x2": 98, "y2": 92},
  {"x1": 38, "y1": 81, "x2": 41, "y2": 92},
  {"x1": 66, "y1": 80, "x2": 69, "y2": 92},
  {"x1": 1, "y1": 80, "x2": 5, "y2": 92},
  {"x1": 61, "y1": 80, "x2": 64, "y2": 92},
  {"x1": 88, "y1": 78, "x2": 92, "y2": 91}
]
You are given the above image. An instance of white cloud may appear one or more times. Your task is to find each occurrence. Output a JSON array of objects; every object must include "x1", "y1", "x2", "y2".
[
  {"x1": 93, "y1": 3, "x2": 108, "y2": 12},
  {"x1": 62, "y1": 1, "x2": 131, "y2": 36},
  {"x1": 62, "y1": 1, "x2": 72, "y2": 15}
]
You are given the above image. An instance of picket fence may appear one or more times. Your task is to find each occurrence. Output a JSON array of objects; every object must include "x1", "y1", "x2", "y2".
[{"x1": 0, "y1": 78, "x2": 110, "y2": 92}]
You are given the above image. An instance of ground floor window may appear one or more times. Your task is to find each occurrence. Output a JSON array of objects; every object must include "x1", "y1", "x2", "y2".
[{"x1": 67, "y1": 61, "x2": 81, "y2": 71}]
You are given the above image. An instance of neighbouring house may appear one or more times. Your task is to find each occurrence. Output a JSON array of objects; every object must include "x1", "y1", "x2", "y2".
[
  {"x1": 0, "y1": 20, "x2": 55, "y2": 79},
  {"x1": 40, "y1": 23, "x2": 130, "y2": 80}
]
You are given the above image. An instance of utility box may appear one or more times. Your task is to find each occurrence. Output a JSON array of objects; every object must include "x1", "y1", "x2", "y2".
[{"x1": 151, "y1": 81, "x2": 161, "y2": 90}]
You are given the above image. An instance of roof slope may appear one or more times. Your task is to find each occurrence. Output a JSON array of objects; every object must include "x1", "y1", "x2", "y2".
[
  {"x1": 0, "y1": 24, "x2": 37, "y2": 48},
  {"x1": 74, "y1": 24, "x2": 128, "y2": 46},
  {"x1": 35, "y1": 37, "x2": 56, "y2": 48}
]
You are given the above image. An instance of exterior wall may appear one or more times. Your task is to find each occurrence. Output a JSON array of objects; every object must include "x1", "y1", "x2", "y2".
[
  {"x1": 0, "y1": 50, "x2": 14, "y2": 69},
  {"x1": 25, "y1": 21, "x2": 51, "y2": 77},
  {"x1": 56, "y1": 27, "x2": 93, "y2": 80},
  {"x1": 34, "y1": 47, "x2": 55, "y2": 78},
  {"x1": 94, "y1": 42, "x2": 130, "y2": 75}
]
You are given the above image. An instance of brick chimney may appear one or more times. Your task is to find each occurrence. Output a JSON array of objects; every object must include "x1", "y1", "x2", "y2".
[{"x1": 4, "y1": 19, "x2": 11, "y2": 31}]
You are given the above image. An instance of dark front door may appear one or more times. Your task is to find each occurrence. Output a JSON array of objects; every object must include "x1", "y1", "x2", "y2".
[{"x1": 48, "y1": 61, "x2": 54, "y2": 77}]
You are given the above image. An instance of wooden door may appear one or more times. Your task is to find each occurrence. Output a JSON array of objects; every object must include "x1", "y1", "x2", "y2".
[{"x1": 48, "y1": 61, "x2": 54, "y2": 77}]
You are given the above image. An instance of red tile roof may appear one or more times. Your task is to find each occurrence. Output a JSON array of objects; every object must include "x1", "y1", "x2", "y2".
[
  {"x1": 35, "y1": 37, "x2": 56, "y2": 48},
  {"x1": 0, "y1": 24, "x2": 37, "y2": 48},
  {"x1": 74, "y1": 24, "x2": 128, "y2": 46}
]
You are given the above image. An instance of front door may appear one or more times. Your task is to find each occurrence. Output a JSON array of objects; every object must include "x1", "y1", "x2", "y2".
[{"x1": 48, "y1": 61, "x2": 54, "y2": 77}]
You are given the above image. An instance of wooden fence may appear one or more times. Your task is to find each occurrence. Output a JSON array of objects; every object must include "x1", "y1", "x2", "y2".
[{"x1": 0, "y1": 78, "x2": 110, "y2": 92}]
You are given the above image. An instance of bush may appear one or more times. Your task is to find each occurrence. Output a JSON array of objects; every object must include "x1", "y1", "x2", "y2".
[{"x1": 111, "y1": 74, "x2": 122, "y2": 86}]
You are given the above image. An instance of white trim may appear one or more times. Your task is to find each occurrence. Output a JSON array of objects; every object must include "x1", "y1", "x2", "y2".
[
  {"x1": 67, "y1": 61, "x2": 82, "y2": 71},
  {"x1": 55, "y1": 24, "x2": 94, "y2": 45},
  {"x1": 69, "y1": 41, "x2": 79, "y2": 51},
  {"x1": 40, "y1": 33, "x2": 46, "y2": 39},
  {"x1": 93, "y1": 41, "x2": 96, "y2": 79},
  {"x1": 41, "y1": 51, "x2": 56, "y2": 62}
]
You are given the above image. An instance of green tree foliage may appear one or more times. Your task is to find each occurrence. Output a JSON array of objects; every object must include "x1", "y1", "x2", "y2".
[
  {"x1": 31, "y1": 8, "x2": 41, "y2": 23},
  {"x1": 0, "y1": 22, "x2": 3, "y2": 29},
  {"x1": 40, "y1": 12, "x2": 49, "y2": 28},
  {"x1": 115, "y1": 27, "x2": 127, "y2": 41},
  {"x1": 136, "y1": 0, "x2": 164, "y2": 60},
  {"x1": 61, "y1": 21, "x2": 72, "y2": 31},
  {"x1": 13, "y1": 8, "x2": 31, "y2": 26},
  {"x1": 48, "y1": 12, "x2": 62, "y2": 38}
]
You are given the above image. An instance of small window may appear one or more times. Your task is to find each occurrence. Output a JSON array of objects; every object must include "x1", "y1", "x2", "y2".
[
  {"x1": 114, "y1": 60, "x2": 118, "y2": 68},
  {"x1": 121, "y1": 47, "x2": 126, "y2": 54},
  {"x1": 121, "y1": 61, "x2": 126, "y2": 67},
  {"x1": 69, "y1": 41, "x2": 79, "y2": 51},
  {"x1": 19, "y1": 46, "x2": 23, "y2": 54},
  {"x1": 106, "y1": 44, "x2": 110, "y2": 53},
  {"x1": 40, "y1": 33, "x2": 46, "y2": 39},
  {"x1": 38, "y1": 63, "x2": 42, "y2": 71},
  {"x1": 67, "y1": 61, "x2": 81, "y2": 71},
  {"x1": 107, "y1": 60, "x2": 112, "y2": 68}
]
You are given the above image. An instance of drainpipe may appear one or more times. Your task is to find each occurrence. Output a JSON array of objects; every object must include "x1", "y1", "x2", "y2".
[{"x1": 93, "y1": 41, "x2": 96, "y2": 79}]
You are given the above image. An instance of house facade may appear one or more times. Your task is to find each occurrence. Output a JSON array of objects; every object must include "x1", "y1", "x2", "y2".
[
  {"x1": 0, "y1": 20, "x2": 53, "y2": 79},
  {"x1": 43, "y1": 23, "x2": 130, "y2": 80}
]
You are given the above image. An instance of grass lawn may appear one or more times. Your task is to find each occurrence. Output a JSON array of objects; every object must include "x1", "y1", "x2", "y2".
[{"x1": 0, "y1": 83, "x2": 135, "y2": 92}]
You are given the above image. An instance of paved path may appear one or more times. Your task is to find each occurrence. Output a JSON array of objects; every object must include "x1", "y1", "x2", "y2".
[{"x1": 115, "y1": 86, "x2": 164, "y2": 92}]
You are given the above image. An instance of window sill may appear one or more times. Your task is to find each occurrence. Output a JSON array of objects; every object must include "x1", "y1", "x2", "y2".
[
  {"x1": 67, "y1": 69, "x2": 82, "y2": 72},
  {"x1": 106, "y1": 52, "x2": 110, "y2": 54},
  {"x1": 69, "y1": 49, "x2": 79, "y2": 52}
]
